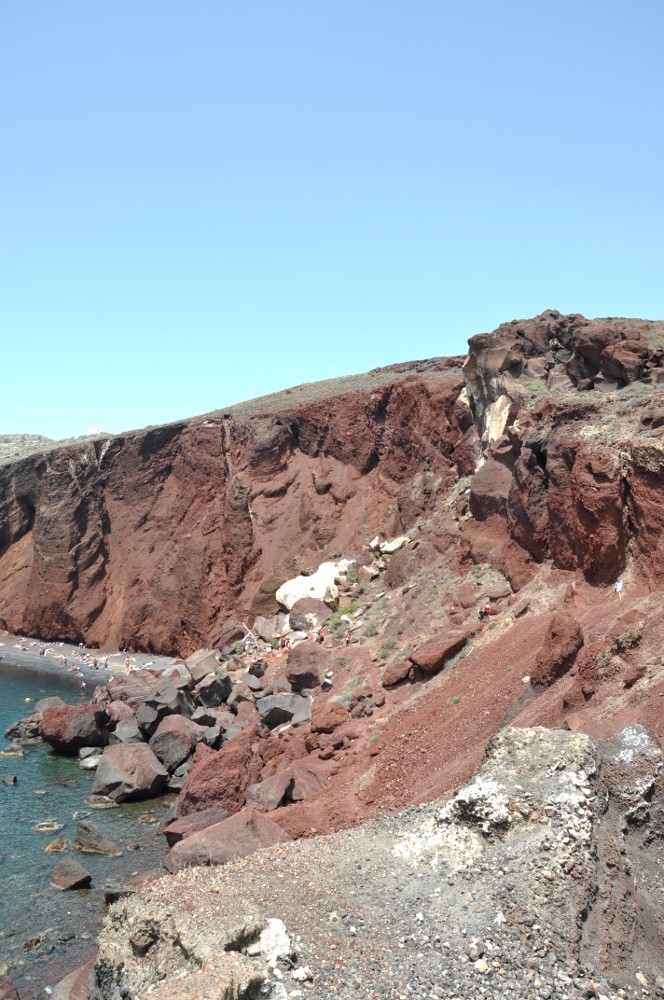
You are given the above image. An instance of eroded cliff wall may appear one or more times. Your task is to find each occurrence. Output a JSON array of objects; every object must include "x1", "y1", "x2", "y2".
[{"x1": 0, "y1": 361, "x2": 465, "y2": 654}]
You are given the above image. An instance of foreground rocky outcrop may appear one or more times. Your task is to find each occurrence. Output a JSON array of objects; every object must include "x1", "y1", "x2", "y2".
[{"x1": 82, "y1": 725, "x2": 664, "y2": 999}]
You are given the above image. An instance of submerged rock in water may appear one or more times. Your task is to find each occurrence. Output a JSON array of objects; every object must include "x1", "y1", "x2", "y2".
[
  {"x1": 75, "y1": 819, "x2": 122, "y2": 856},
  {"x1": 44, "y1": 837, "x2": 68, "y2": 853},
  {"x1": 33, "y1": 820, "x2": 65, "y2": 833}
]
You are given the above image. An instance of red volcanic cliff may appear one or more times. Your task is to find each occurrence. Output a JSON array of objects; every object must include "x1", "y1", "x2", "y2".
[
  {"x1": 0, "y1": 361, "x2": 465, "y2": 654},
  {"x1": 3, "y1": 310, "x2": 664, "y2": 656}
]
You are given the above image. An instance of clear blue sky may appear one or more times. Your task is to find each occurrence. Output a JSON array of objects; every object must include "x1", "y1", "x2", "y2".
[{"x1": 2, "y1": 2, "x2": 663, "y2": 440}]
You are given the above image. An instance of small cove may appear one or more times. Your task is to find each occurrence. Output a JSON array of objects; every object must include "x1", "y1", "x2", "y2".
[{"x1": 0, "y1": 661, "x2": 173, "y2": 997}]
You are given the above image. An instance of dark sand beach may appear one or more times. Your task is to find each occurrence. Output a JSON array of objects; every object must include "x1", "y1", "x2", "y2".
[{"x1": 0, "y1": 631, "x2": 179, "y2": 686}]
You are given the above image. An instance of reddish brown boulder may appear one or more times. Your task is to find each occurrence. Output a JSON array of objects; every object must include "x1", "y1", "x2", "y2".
[
  {"x1": 107, "y1": 700, "x2": 136, "y2": 725},
  {"x1": 310, "y1": 699, "x2": 349, "y2": 734},
  {"x1": 409, "y1": 626, "x2": 478, "y2": 676},
  {"x1": 162, "y1": 806, "x2": 231, "y2": 847},
  {"x1": 40, "y1": 703, "x2": 108, "y2": 754},
  {"x1": 50, "y1": 959, "x2": 96, "y2": 1000},
  {"x1": 162, "y1": 807, "x2": 290, "y2": 872},
  {"x1": 531, "y1": 614, "x2": 584, "y2": 687},
  {"x1": 457, "y1": 581, "x2": 479, "y2": 609},
  {"x1": 289, "y1": 597, "x2": 332, "y2": 633},
  {"x1": 91, "y1": 743, "x2": 169, "y2": 802},
  {"x1": 149, "y1": 714, "x2": 208, "y2": 773},
  {"x1": 469, "y1": 460, "x2": 513, "y2": 521},
  {"x1": 569, "y1": 445, "x2": 625, "y2": 583},
  {"x1": 453, "y1": 425, "x2": 483, "y2": 477},
  {"x1": 381, "y1": 659, "x2": 411, "y2": 688},
  {"x1": 0, "y1": 979, "x2": 19, "y2": 1000},
  {"x1": 177, "y1": 727, "x2": 262, "y2": 816},
  {"x1": 623, "y1": 663, "x2": 647, "y2": 688},
  {"x1": 287, "y1": 759, "x2": 327, "y2": 801},
  {"x1": 211, "y1": 620, "x2": 246, "y2": 651},
  {"x1": 506, "y1": 445, "x2": 549, "y2": 561},
  {"x1": 286, "y1": 641, "x2": 327, "y2": 691},
  {"x1": 245, "y1": 767, "x2": 292, "y2": 812}
]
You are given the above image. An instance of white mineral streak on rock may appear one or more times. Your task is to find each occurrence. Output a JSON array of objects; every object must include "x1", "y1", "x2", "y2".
[
  {"x1": 483, "y1": 394, "x2": 511, "y2": 446},
  {"x1": 276, "y1": 561, "x2": 351, "y2": 611}
]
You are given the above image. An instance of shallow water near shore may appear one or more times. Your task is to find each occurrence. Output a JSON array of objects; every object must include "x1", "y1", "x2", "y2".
[{"x1": 0, "y1": 662, "x2": 173, "y2": 997}]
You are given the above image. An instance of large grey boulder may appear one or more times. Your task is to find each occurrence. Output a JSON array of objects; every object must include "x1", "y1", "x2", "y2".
[
  {"x1": 252, "y1": 616, "x2": 275, "y2": 642},
  {"x1": 135, "y1": 683, "x2": 196, "y2": 738},
  {"x1": 149, "y1": 715, "x2": 208, "y2": 773},
  {"x1": 185, "y1": 648, "x2": 220, "y2": 684},
  {"x1": 91, "y1": 744, "x2": 168, "y2": 803},
  {"x1": 255, "y1": 693, "x2": 309, "y2": 729},
  {"x1": 4, "y1": 713, "x2": 42, "y2": 742},
  {"x1": 194, "y1": 670, "x2": 232, "y2": 708},
  {"x1": 109, "y1": 717, "x2": 143, "y2": 745}
]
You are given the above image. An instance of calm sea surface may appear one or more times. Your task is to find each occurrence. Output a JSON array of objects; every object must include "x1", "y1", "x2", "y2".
[{"x1": 0, "y1": 663, "x2": 172, "y2": 998}]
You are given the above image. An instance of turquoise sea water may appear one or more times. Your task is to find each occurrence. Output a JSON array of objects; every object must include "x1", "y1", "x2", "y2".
[{"x1": 0, "y1": 664, "x2": 172, "y2": 998}]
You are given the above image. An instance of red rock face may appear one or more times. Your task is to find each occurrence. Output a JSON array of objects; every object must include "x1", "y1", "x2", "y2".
[
  {"x1": 40, "y1": 703, "x2": 108, "y2": 754},
  {"x1": 0, "y1": 363, "x2": 465, "y2": 655}
]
